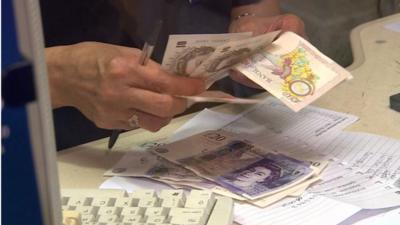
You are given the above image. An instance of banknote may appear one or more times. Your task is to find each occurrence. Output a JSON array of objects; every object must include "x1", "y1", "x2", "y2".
[
  {"x1": 105, "y1": 148, "x2": 248, "y2": 200},
  {"x1": 191, "y1": 30, "x2": 281, "y2": 86},
  {"x1": 179, "y1": 90, "x2": 262, "y2": 105},
  {"x1": 105, "y1": 150, "x2": 204, "y2": 183},
  {"x1": 155, "y1": 177, "x2": 247, "y2": 201},
  {"x1": 152, "y1": 130, "x2": 314, "y2": 200},
  {"x1": 162, "y1": 32, "x2": 252, "y2": 76},
  {"x1": 248, "y1": 175, "x2": 321, "y2": 207},
  {"x1": 235, "y1": 31, "x2": 353, "y2": 112}
]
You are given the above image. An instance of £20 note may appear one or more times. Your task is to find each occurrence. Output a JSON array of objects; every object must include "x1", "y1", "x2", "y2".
[{"x1": 152, "y1": 130, "x2": 314, "y2": 200}]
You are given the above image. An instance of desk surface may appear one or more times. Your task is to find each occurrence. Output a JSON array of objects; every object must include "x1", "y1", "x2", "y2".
[{"x1": 58, "y1": 14, "x2": 400, "y2": 190}]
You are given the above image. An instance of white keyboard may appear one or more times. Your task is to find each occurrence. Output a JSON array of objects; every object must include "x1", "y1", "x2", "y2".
[{"x1": 61, "y1": 189, "x2": 234, "y2": 225}]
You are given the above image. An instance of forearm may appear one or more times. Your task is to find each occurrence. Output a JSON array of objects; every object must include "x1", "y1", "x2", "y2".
[{"x1": 231, "y1": 0, "x2": 281, "y2": 19}]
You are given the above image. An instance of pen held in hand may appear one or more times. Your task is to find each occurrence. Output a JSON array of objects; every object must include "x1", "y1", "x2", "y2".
[{"x1": 108, "y1": 20, "x2": 163, "y2": 150}]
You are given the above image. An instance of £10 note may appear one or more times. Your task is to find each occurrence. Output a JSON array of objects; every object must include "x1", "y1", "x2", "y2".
[
  {"x1": 191, "y1": 30, "x2": 281, "y2": 86},
  {"x1": 162, "y1": 32, "x2": 251, "y2": 76},
  {"x1": 235, "y1": 31, "x2": 353, "y2": 112}
]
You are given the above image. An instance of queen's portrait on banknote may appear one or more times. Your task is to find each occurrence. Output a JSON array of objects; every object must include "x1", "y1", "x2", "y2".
[
  {"x1": 206, "y1": 48, "x2": 251, "y2": 73},
  {"x1": 217, "y1": 154, "x2": 312, "y2": 198},
  {"x1": 174, "y1": 46, "x2": 215, "y2": 76}
]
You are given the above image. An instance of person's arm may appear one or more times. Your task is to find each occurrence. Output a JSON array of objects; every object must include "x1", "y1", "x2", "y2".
[{"x1": 46, "y1": 42, "x2": 205, "y2": 132}]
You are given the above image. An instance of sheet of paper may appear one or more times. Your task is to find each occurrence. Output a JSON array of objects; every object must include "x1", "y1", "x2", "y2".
[
  {"x1": 308, "y1": 131, "x2": 400, "y2": 187},
  {"x1": 234, "y1": 192, "x2": 360, "y2": 225},
  {"x1": 384, "y1": 22, "x2": 400, "y2": 33},
  {"x1": 99, "y1": 176, "x2": 172, "y2": 193},
  {"x1": 350, "y1": 207, "x2": 400, "y2": 225},
  {"x1": 171, "y1": 109, "x2": 240, "y2": 142},
  {"x1": 222, "y1": 97, "x2": 358, "y2": 150},
  {"x1": 309, "y1": 162, "x2": 400, "y2": 209},
  {"x1": 338, "y1": 207, "x2": 400, "y2": 225}
]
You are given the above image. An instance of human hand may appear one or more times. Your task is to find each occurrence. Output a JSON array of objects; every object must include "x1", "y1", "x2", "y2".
[
  {"x1": 46, "y1": 42, "x2": 205, "y2": 132},
  {"x1": 229, "y1": 14, "x2": 306, "y2": 37},
  {"x1": 229, "y1": 14, "x2": 306, "y2": 88}
]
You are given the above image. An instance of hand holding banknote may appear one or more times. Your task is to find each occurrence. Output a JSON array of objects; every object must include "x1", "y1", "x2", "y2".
[{"x1": 46, "y1": 42, "x2": 205, "y2": 131}]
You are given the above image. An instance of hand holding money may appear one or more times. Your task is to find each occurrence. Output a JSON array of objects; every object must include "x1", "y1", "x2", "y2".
[
  {"x1": 46, "y1": 42, "x2": 205, "y2": 131},
  {"x1": 162, "y1": 30, "x2": 351, "y2": 110}
]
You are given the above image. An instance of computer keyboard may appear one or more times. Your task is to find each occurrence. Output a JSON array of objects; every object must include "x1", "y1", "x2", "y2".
[{"x1": 61, "y1": 188, "x2": 234, "y2": 225}]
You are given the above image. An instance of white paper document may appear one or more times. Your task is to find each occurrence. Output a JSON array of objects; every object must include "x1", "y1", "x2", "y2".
[
  {"x1": 171, "y1": 109, "x2": 240, "y2": 142},
  {"x1": 234, "y1": 193, "x2": 360, "y2": 225},
  {"x1": 309, "y1": 162, "x2": 400, "y2": 209},
  {"x1": 384, "y1": 22, "x2": 400, "y2": 33},
  {"x1": 222, "y1": 97, "x2": 359, "y2": 149},
  {"x1": 100, "y1": 176, "x2": 172, "y2": 193},
  {"x1": 351, "y1": 207, "x2": 400, "y2": 225},
  {"x1": 310, "y1": 131, "x2": 400, "y2": 187}
]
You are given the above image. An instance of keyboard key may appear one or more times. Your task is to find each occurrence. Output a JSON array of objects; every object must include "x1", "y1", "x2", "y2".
[
  {"x1": 160, "y1": 197, "x2": 185, "y2": 208},
  {"x1": 120, "y1": 207, "x2": 145, "y2": 216},
  {"x1": 131, "y1": 189, "x2": 156, "y2": 198},
  {"x1": 121, "y1": 215, "x2": 143, "y2": 223},
  {"x1": 114, "y1": 197, "x2": 138, "y2": 207},
  {"x1": 68, "y1": 196, "x2": 91, "y2": 207},
  {"x1": 185, "y1": 196, "x2": 215, "y2": 209},
  {"x1": 146, "y1": 215, "x2": 167, "y2": 224},
  {"x1": 97, "y1": 214, "x2": 119, "y2": 223},
  {"x1": 138, "y1": 197, "x2": 159, "y2": 207},
  {"x1": 75, "y1": 206, "x2": 99, "y2": 216},
  {"x1": 81, "y1": 214, "x2": 95, "y2": 223},
  {"x1": 159, "y1": 190, "x2": 185, "y2": 200},
  {"x1": 91, "y1": 197, "x2": 116, "y2": 207},
  {"x1": 97, "y1": 206, "x2": 121, "y2": 216},
  {"x1": 144, "y1": 207, "x2": 169, "y2": 217}
]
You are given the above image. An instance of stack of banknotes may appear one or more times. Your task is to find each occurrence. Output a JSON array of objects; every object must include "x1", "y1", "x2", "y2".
[
  {"x1": 162, "y1": 31, "x2": 352, "y2": 111},
  {"x1": 106, "y1": 130, "x2": 329, "y2": 207}
]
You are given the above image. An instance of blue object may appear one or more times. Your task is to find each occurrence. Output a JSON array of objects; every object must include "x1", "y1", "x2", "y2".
[{"x1": 2, "y1": 0, "x2": 44, "y2": 224}]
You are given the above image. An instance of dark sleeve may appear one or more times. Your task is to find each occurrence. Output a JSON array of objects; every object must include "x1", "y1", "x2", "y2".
[
  {"x1": 39, "y1": 0, "x2": 124, "y2": 46},
  {"x1": 232, "y1": 0, "x2": 262, "y2": 7}
]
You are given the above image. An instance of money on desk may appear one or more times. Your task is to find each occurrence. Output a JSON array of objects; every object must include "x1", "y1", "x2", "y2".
[
  {"x1": 162, "y1": 31, "x2": 352, "y2": 110},
  {"x1": 151, "y1": 130, "x2": 323, "y2": 201}
]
